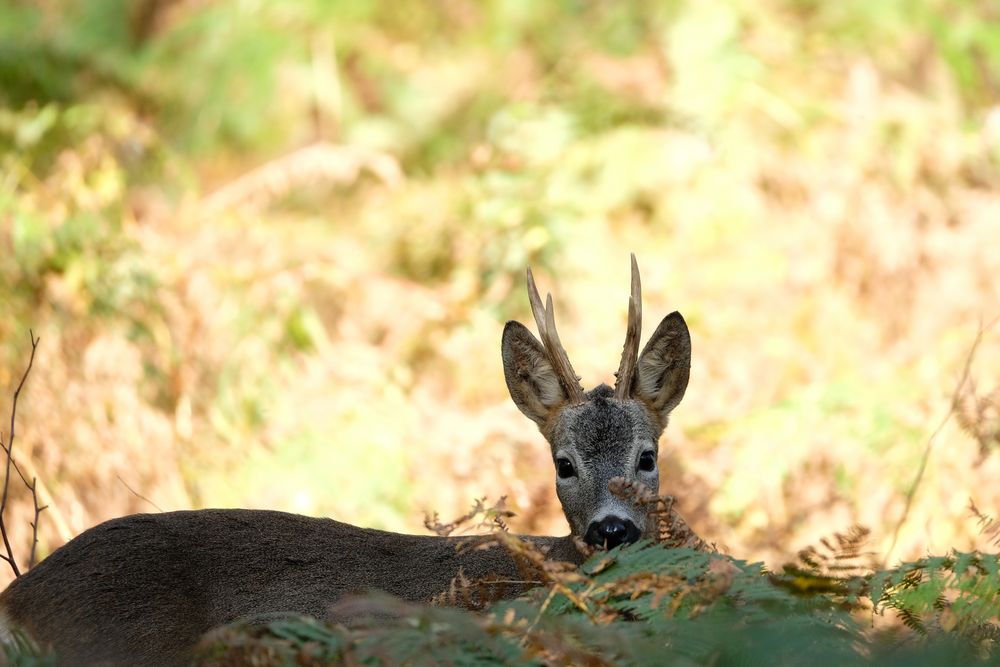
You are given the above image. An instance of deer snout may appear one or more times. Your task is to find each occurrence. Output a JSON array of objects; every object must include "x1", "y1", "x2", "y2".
[{"x1": 584, "y1": 516, "x2": 641, "y2": 549}]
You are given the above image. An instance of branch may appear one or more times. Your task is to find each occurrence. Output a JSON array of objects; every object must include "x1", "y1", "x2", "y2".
[
  {"x1": 883, "y1": 314, "x2": 999, "y2": 567},
  {"x1": 116, "y1": 474, "x2": 164, "y2": 513},
  {"x1": 27, "y1": 477, "x2": 46, "y2": 570},
  {"x1": 0, "y1": 331, "x2": 44, "y2": 578}
]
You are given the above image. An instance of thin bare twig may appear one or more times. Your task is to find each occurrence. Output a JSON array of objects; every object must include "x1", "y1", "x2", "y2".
[
  {"x1": 27, "y1": 476, "x2": 45, "y2": 569},
  {"x1": 883, "y1": 315, "x2": 999, "y2": 567},
  {"x1": 0, "y1": 331, "x2": 44, "y2": 577},
  {"x1": 0, "y1": 457, "x2": 48, "y2": 574},
  {"x1": 116, "y1": 474, "x2": 164, "y2": 513},
  {"x1": 424, "y1": 496, "x2": 513, "y2": 537},
  {"x1": 520, "y1": 586, "x2": 558, "y2": 647}
]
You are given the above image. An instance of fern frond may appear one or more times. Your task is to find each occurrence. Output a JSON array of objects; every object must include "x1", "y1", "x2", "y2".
[{"x1": 970, "y1": 500, "x2": 1000, "y2": 550}]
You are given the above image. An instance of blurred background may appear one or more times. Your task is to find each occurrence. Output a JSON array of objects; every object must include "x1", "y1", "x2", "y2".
[{"x1": 1, "y1": 0, "x2": 999, "y2": 587}]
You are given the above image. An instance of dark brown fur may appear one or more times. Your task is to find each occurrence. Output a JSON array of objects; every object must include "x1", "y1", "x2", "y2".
[{"x1": 0, "y1": 509, "x2": 582, "y2": 666}]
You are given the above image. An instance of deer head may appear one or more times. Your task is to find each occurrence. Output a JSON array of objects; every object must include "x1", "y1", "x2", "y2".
[{"x1": 501, "y1": 255, "x2": 691, "y2": 549}]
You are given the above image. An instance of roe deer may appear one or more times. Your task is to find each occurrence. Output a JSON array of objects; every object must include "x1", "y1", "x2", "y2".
[{"x1": 0, "y1": 255, "x2": 696, "y2": 666}]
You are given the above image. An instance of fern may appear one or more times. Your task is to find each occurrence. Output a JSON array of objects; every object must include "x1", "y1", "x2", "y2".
[
  {"x1": 970, "y1": 500, "x2": 1000, "y2": 550},
  {"x1": 0, "y1": 629, "x2": 58, "y2": 667},
  {"x1": 195, "y1": 546, "x2": 1000, "y2": 666},
  {"x1": 194, "y1": 535, "x2": 1000, "y2": 666}
]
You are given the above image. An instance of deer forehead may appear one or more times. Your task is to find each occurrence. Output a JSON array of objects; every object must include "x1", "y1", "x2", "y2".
[{"x1": 548, "y1": 386, "x2": 659, "y2": 462}]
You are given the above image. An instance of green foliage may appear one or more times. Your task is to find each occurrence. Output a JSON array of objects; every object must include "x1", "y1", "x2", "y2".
[
  {"x1": 9, "y1": 0, "x2": 996, "y2": 156},
  {"x1": 0, "y1": 629, "x2": 57, "y2": 667},
  {"x1": 872, "y1": 552, "x2": 1000, "y2": 638},
  {"x1": 0, "y1": 102, "x2": 162, "y2": 335},
  {"x1": 196, "y1": 541, "x2": 1000, "y2": 666}
]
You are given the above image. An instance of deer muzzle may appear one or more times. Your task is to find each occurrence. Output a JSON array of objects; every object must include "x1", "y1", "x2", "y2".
[{"x1": 584, "y1": 516, "x2": 641, "y2": 549}]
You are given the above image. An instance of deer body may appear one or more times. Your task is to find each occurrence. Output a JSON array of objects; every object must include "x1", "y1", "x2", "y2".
[
  {"x1": 0, "y1": 256, "x2": 693, "y2": 666},
  {"x1": 0, "y1": 509, "x2": 582, "y2": 665}
]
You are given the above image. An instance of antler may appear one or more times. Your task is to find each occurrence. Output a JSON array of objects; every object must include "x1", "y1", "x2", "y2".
[
  {"x1": 613, "y1": 254, "x2": 642, "y2": 399},
  {"x1": 526, "y1": 268, "x2": 586, "y2": 404}
]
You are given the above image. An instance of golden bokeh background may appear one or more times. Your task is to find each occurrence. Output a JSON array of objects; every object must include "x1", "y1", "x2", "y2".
[{"x1": 1, "y1": 1, "x2": 998, "y2": 587}]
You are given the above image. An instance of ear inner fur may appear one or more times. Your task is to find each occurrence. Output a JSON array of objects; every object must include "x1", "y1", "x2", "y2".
[
  {"x1": 633, "y1": 312, "x2": 691, "y2": 422},
  {"x1": 501, "y1": 321, "x2": 567, "y2": 425}
]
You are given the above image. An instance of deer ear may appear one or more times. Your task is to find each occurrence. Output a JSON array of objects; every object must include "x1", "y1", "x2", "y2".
[
  {"x1": 502, "y1": 321, "x2": 567, "y2": 426},
  {"x1": 633, "y1": 312, "x2": 691, "y2": 424}
]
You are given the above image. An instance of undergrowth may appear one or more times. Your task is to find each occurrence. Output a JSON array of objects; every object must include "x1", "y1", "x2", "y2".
[
  {"x1": 181, "y1": 499, "x2": 1000, "y2": 666},
  {"x1": 3, "y1": 479, "x2": 997, "y2": 665},
  {"x1": 186, "y1": 541, "x2": 999, "y2": 666},
  {"x1": 1, "y1": 429, "x2": 997, "y2": 666},
  {"x1": 2, "y1": 523, "x2": 997, "y2": 666}
]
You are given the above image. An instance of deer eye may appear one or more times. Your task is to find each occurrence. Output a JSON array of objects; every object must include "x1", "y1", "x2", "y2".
[
  {"x1": 556, "y1": 458, "x2": 576, "y2": 479},
  {"x1": 638, "y1": 451, "x2": 656, "y2": 472}
]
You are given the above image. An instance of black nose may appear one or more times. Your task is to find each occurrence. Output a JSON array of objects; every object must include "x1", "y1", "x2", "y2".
[{"x1": 584, "y1": 517, "x2": 641, "y2": 549}]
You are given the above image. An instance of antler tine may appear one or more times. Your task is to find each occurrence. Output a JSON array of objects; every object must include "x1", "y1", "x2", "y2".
[
  {"x1": 524, "y1": 268, "x2": 586, "y2": 403},
  {"x1": 525, "y1": 268, "x2": 548, "y2": 338},
  {"x1": 613, "y1": 253, "x2": 643, "y2": 399},
  {"x1": 542, "y1": 294, "x2": 586, "y2": 403}
]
